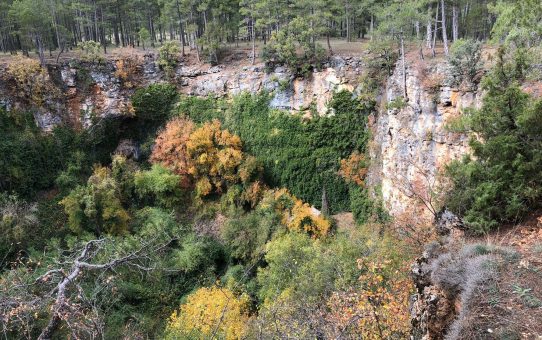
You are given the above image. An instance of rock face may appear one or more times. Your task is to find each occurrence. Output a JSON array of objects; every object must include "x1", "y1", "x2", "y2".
[
  {"x1": 181, "y1": 58, "x2": 359, "y2": 113},
  {"x1": 367, "y1": 60, "x2": 482, "y2": 218},
  {"x1": 410, "y1": 212, "x2": 468, "y2": 340},
  {"x1": 0, "y1": 54, "x2": 363, "y2": 130}
]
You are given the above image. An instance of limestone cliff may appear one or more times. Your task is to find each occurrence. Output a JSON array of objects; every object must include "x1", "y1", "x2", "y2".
[
  {"x1": 367, "y1": 59, "x2": 482, "y2": 218},
  {"x1": 0, "y1": 54, "x2": 362, "y2": 130}
]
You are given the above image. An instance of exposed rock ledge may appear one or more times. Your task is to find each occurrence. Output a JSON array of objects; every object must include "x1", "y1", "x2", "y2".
[{"x1": 0, "y1": 54, "x2": 363, "y2": 130}]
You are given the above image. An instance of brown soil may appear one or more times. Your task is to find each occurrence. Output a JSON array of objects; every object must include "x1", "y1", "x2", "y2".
[{"x1": 461, "y1": 212, "x2": 542, "y2": 339}]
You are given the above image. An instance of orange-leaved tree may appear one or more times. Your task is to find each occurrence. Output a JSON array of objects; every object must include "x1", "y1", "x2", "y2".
[
  {"x1": 338, "y1": 151, "x2": 368, "y2": 187},
  {"x1": 165, "y1": 285, "x2": 250, "y2": 340},
  {"x1": 151, "y1": 119, "x2": 246, "y2": 198},
  {"x1": 150, "y1": 117, "x2": 195, "y2": 188}
]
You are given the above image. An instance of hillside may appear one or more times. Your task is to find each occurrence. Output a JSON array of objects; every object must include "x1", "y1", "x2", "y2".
[{"x1": 1, "y1": 0, "x2": 542, "y2": 339}]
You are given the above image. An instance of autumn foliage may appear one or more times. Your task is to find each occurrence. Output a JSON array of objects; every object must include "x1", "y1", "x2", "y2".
[
  {"x1": 165, "y1": 285, "x2": 250, "y2": 340},
  {"x1": 186, "y1": 120, "x2": 244, "y2": 197},
  {"x1": 151, "y1": 119, "x2": 245, "y2": 197},
  {"x1": 150, "y1": 117, "x2": 195, "y2": 188},
  {"x1": 339, "y1": 151, "x2": 368, "y2": 187},
  {"x1": 326, "y1": 258, "x2": 412, "y2": 339},
  {"x1": 271, "y1": 188, "x2": 331, "y2": 238}
]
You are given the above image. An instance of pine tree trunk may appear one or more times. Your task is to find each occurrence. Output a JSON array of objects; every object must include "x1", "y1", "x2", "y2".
[
  {"x1": 400, "y1": 32, "x2": 407, "y2": 100},
  {"x1": 441, "y1": 0, "x2": 449, "y2": 56},
  {"x1": 370, "y1": 15, "x2": 374, "y2": 40},
  {"x1": 432, "y1": 0, "x2": 439, "y2": 57},
  {"x1": 36, "y1": 35, "x2": 45, "y2": 67},
  {"x1": 251, "y1": 17, "x2": 255, "y2": 64},
  {"x1": 452, "y1": 2, "x2": 459, "y2": 42},
  {"x1": 176, "y1": 0, "x2": 186, "y2": 56},
  {"x1": 426, "y1": 19, "x2": 432, "y2": 49}
]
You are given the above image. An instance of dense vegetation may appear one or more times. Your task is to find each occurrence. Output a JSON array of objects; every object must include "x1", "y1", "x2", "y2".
[
  {"x1": 446, "y1": 47, "x2": 542, "y2": 233},
  {"x1": 179, "y1": 91, "x2": 371, "y2": 214},
  {"x1": 1, "y1": 0, "x2": 541, "y2": 338},
  {"x1": 0, "y1": 82, "x2": 412, "y2": 338}
]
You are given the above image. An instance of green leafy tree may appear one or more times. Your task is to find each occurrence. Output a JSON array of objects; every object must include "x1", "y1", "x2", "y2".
[
  {"x1": 60, "y1": 165, "x2": 130, "y2": 235},
  {"x1": 489, "y1": 0, "x2": 542, "y2": 48},
  {"x1": 138, "y1": 27, "x2": 151, "y2": 50},
  {"x1": 446, "y1": 48, "x2": 542, "y2": 233}
]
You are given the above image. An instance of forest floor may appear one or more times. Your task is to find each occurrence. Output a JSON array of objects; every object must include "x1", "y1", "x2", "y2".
[
  {"x1": 460, "y1": 212, "x2": 542, "y2": 339},
  {"x1": 0, "y1": 38, "x2": 371, "y2": 65}
]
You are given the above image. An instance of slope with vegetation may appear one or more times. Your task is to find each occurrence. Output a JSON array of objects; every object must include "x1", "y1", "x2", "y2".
[{"x1": 0, "y1": 0, "x2": 541, "y2": 339}]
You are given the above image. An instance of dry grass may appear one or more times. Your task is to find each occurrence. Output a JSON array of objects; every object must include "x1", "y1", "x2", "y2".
[{"x1": 443, "y1": 213, "x2": 542, "y2": 340}]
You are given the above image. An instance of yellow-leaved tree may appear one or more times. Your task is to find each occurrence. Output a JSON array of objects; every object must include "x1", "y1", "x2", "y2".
[
  {"x1": 269, "y1": 188, "x2": 331, "y2": 238},
  {"x1": 6, "y1": 56, "x2": 60, "y2": 106},
  {"x1": 186, "y1": 120, "x2": 244, "y2": 197},
  {"x1": 325, "y1": 258, "x2": 412, "y2": 339},
  {"x1": 165, "y1": 286, "x2": 250, "y2": 340}
]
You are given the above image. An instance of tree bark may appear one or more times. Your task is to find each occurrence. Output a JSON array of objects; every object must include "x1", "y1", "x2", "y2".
[
  {"x1": 425, "y1": 8, "x2": 433, "y2": 48},
  {"x1": 441, "y1": 0, "x2": 449, "y2": 56},
  {"x1": 452, "y1": 2, "x2": 459, "y2": 42},
  {"x1": 251, "y1": 17, "x2": 256, "y2": 64},
  {"x1": 370, "y1": 14, "x2": 374, "y2": 40},
  {"x1": 175, "y1": 0, "x2": 186, "y2": 56},
  {"x1": 432, "y1": 0, "x2": 439, "y2": 57},
  {"x1": 400, "y1": 32, "x2": 408, "y2": 101}
]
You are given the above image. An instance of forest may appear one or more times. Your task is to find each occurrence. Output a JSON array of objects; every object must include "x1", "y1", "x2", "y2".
[{"x1": 1, "y1": 0, "x2": 542, "y2": 339}]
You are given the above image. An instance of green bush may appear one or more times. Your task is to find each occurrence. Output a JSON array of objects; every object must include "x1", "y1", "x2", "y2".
[
  {"x1": 158, "y1": 41, "x2": 180, "y2": 77},
  {"x1": 177, "y1": 95, "x2": 223, "y2": 123},
  {"x1": 134, "y1": 164, "x2": 183, "y2": 208},
  {"x1": 448, "y1": 39, "x2": 483, "y2": 88},
  {"x1": 132, "y1": 83, "x2": 178, "y2": 121},
  {"x1": 261, "y1": 19, "x2": 327, "y2": 76},
  {"x1": 446, "y1": 48, "x2": 542, "y2": 233}
]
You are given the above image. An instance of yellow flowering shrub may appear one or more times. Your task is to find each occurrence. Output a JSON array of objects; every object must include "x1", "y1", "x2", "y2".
[
  {"x1": 271, "y1": 188, "x2": 331, "y2": 238},
  {"x1": 165, "y1": 286, "x2": 250, "y2": 340}
]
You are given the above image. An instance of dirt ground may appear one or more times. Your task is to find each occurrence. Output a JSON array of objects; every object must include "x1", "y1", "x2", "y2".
[{"x1": 462, "y1": 212, "x2": 542, "y2": 339}]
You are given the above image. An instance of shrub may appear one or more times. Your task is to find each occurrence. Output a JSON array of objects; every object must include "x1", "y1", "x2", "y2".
[
  {"x1": 5, "y1": 56, "x2": 59, "y2": 106},
  {"x1": 165, "y1": 285, "x2": 250, "y2": 340},
  {"x1": 114, "y1": 56, "x2": 143, "y2": 88},
  {"x1": 0, "y1": 194, "x2": 38, "y2": 264},
  {"x1": 261, "y1": 19, "x2": 327, "y2": 76},
  {"x1": 150, "y1": 117, "x2": 195, "y2": 188},
  {"x1": 221, "y1": 205, "x2": 281, "y2": 262},
  {"x1": 173, "y1": 233, "x2": 226, "y2": 272},
  {"x1": 131, "y1": 83, "x2": 178, "y2": 121},
  {"x1": 79, "y1": 40, "x2": 103, "y2": 63},
  {"x1": 448, "y1": 39, "x2": 483, "y2": 89},
  {"x1": 445, "y1": 48, "x2": 542, "y2": 233},
  {"x1": 177, "y1": 95, "x2": 223, "y2": 123},
  {"x1": 158, "y1": 41, "x2": 180, "y2": 78},
  {"x1": 134, "y1": 164, "x2": 182, "y2": 208},
  {"x1": 60, "y1": 165, "x2": 130, "y2": 235}
]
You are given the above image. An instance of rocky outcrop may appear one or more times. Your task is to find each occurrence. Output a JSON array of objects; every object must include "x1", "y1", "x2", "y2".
[
  {"x1": 179, "y1": 57, "x2": 360, "y2": 113},
  {"x1": 0, "y1": 53, "x2": 363, "y2": 130},
  {"x1": 367, "y1": 60, "x2": 482, "y2": 218}
]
